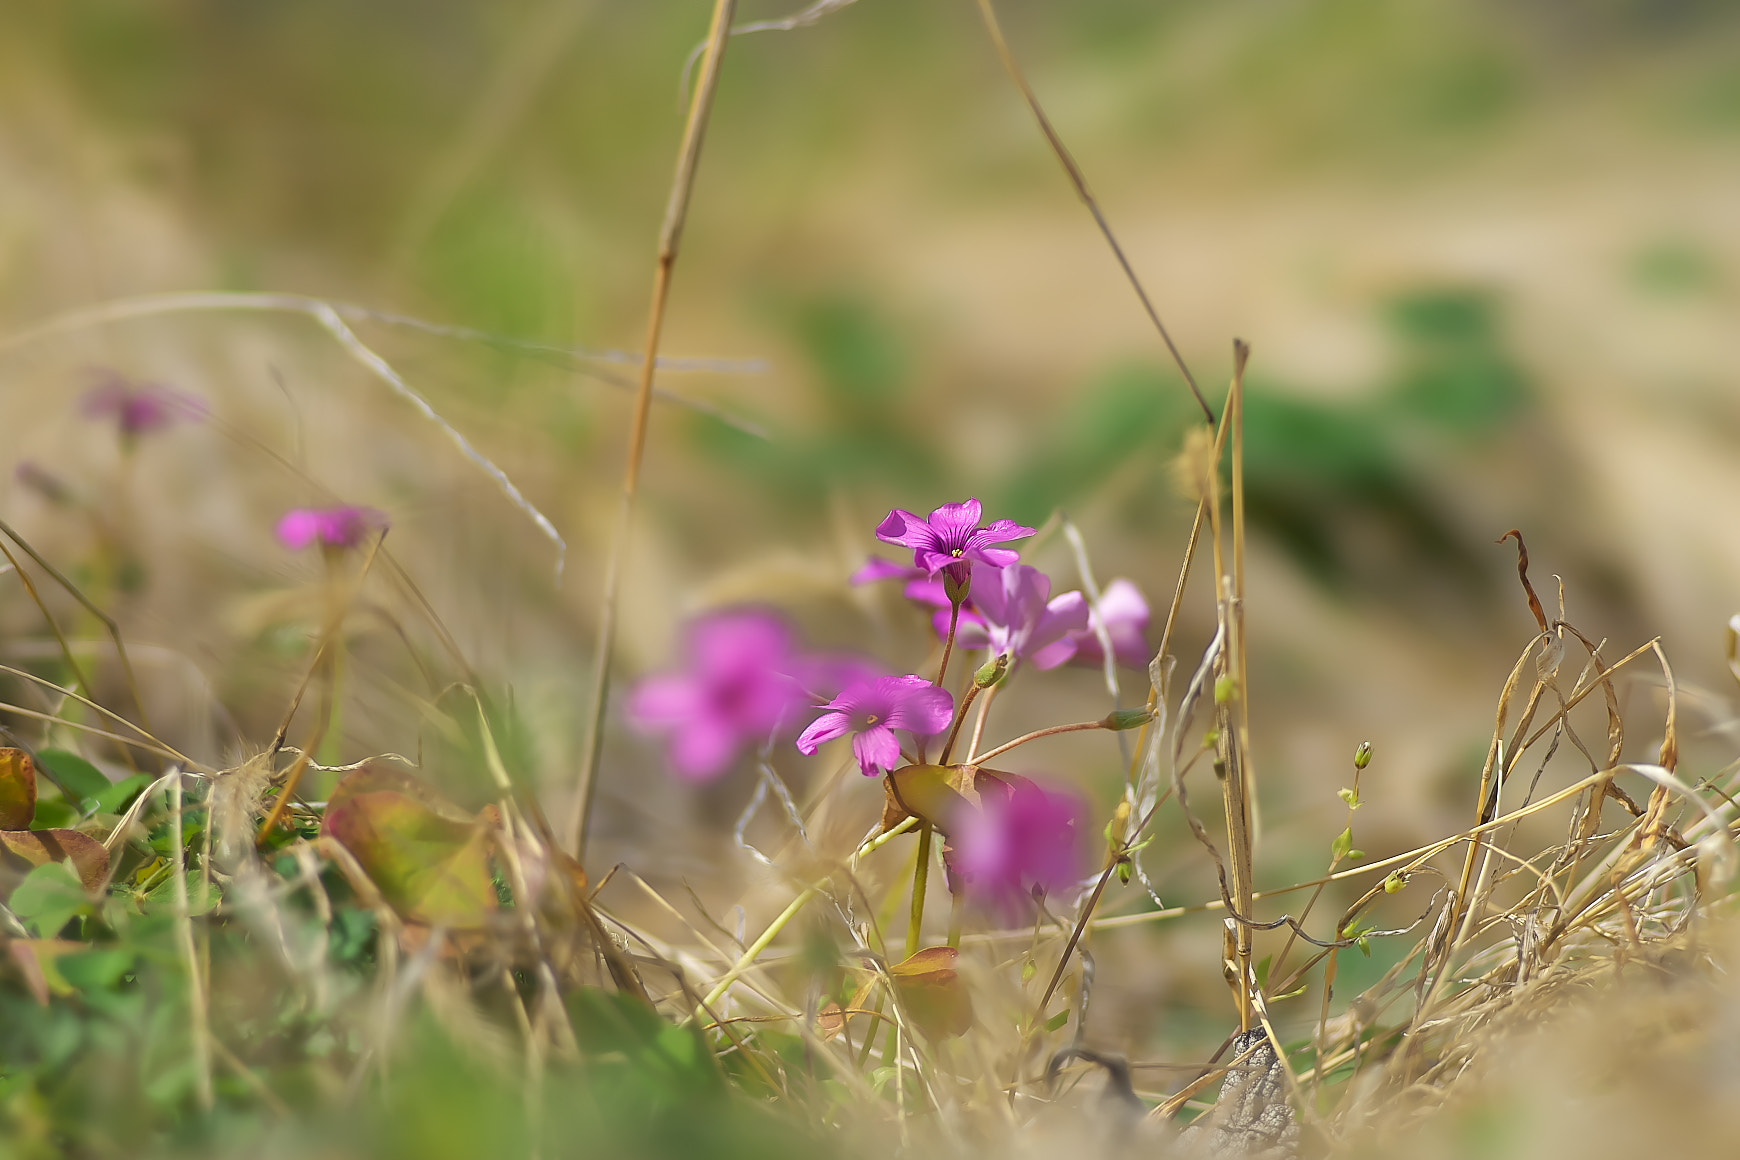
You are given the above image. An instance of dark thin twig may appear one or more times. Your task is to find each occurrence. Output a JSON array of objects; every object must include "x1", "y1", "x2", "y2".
[{"x1": 971, "y1": 0, "x2": 1213, "y2": 424}]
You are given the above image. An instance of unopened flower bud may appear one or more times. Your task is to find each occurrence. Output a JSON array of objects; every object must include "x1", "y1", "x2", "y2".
[
  {"x1": 1103, "y1": 706, "x2": 1154, "y2": 731},
  {"x1": 974, "y1": 654, "x2": 1009, "y2": 689},
  {"x1": 1214, "y1": 675, "x2": 1238, "y2": 705},
  {"x1": 942, "y1": 566, "x2": 972, "y2": 607},
  {"x1": 1354, "y1": 740, "x2": 1373, "y2": 770}
]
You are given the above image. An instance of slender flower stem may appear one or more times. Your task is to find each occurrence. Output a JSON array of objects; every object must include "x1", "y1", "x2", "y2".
[
  {"x1": 935, "y1": 600, "x2": 962, "y2": 688},
  {"x1": 947, "y1": 891, "x2": 964, "y2": 950},
  {"x1": 907, "y1": 823, "x2": 933, "y2": 955},
  {"x1": 971, "y1": 719, "x2": 1109, "y2": 766},
  {"x1": 568, "y1": 0, "x2": 739, "y2": 860},
  {"x1": 937, "y1": 681, "x2": 984, "y2": 767}
]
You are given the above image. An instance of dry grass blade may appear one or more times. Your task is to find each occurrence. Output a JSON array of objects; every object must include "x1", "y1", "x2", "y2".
[{"x1": 971, "y1": 0, "x2": 1212, "y2": 423}]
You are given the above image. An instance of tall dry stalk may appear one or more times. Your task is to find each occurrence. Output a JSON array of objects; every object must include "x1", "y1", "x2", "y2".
[{"x1": 567, "y1": 0, "x2": 740, "y2": 859}]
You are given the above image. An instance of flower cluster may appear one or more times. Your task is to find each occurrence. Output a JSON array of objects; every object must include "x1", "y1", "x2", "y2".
[{"x1": 630, "y1": 496, "x2": 1145, "y2": 916}]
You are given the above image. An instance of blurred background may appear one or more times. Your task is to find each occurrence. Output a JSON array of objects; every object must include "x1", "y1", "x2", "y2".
[{"x1": 1, "y1": 0, "x2": 1739, "y2": 1067}]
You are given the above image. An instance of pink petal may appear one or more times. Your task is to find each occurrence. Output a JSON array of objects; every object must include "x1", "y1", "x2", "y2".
[
  {"x1": 796, "y1": 711, "x2": 851, "y2": 755},
  {"x1": 925, "y1": 498, "x2": 983, "y2": 538},
  {"x1": 669, "y1": 716, "x2": 743, "y2": 781},
  {"x1": 626, "y1": 675, "x2": 699, "y2": 727},
  {"x1": 875, "y1": 509, "x2": 936, "y2": 551},
  {"x1": 852, "y1": 726, "x2": 902, "y2": 776},
  {"x1": 276, "y1": 509, "x2": 321, "y2": 550},
  {"x1": 882, "y1": 679, "x2": 954, "y2": 737}
]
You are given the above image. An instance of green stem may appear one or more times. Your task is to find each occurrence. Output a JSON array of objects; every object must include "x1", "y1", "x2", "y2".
[
  {"x1": 907, "y1": 823, "x2": 933, "y2": 956},
  {"x1": 697, "y1": 816, "x2": 917, "y2": 1016}
]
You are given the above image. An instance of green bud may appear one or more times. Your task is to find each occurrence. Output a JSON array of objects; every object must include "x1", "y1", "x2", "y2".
[
  {"x1": 1214, "y1": 675, "x2": 1238, "y2": 705},
  {"x1": 1337, "y1": 787, "x2": 1361, "y2": 809},
  {"x1": 1117, "y1": 861, "x2": 1133, "y2": 885},
  {"x1": 1103, "y1": 707, "x2": 1154, "y2": 731},
  {"x1": 974, "y1": 654, "x2": 1009, "y2": 689},
  {"x1": 1354, "y1": 741, "x2": 1373, "y2": 770},
  {"x1": 942, "y1": 568, "x2": 972, "y2": 607},
  {"x1": 1383, "y1": 873, "x2": 1405, "y2": 894},
  {"x1": 1203, "y1": 728, "x2": 1220, "y2": 749}
]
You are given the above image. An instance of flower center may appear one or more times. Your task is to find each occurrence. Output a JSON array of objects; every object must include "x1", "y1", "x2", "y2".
[
  {"x1": 950, "y1": 548, "x2": 964, "y2": 557},
  {"x1": 864, "y1": 714, "x2": 880, "y2": 726}
]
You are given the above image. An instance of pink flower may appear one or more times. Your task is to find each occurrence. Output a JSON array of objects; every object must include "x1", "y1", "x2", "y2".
[
  {"x1": 1066, "y1": 579, "x2": 1152, "y2": 671},
  {"x1": 955, "y1": 563, "x2": 1089, "y2": 670},
  {"x1": 796, "y1": 674, "x2": 954, "y2": 777},
  {"x1": 81, "y1": 372, "x2": 204, "y2": 438},
  {"x1": 276, "y1": 505, "x2": 390, "y2": 551},
  {"x1": 952, "y1": 779, "x2": 1085, "y2": 912},
  {"x1": 628, "y1": 610, "x2": 812, "y2": 782},
  {"x1": 875, "y1": 498, "x2": 1034, "y2": 584}
]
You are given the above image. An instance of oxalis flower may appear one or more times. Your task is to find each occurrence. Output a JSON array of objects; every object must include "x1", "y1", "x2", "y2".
[
  {"x1": 875, "y1": 498, "x2": 1034, "y2": 590},
  {"x1": 796, "y1": 674, "x2": 953, "y2": 778},
  {"x1": 955, "y1": 562, "x2": 1089, "y2": 670},
  {"x1": 950, "y1": 778, "x2": 1085, "y2": 913},
  {"x1": 628, "y1": 610, "x2": 811, "y2": 782},
  {"x1": 277, "y1": 505, "x2": 390, "y2": 552}
]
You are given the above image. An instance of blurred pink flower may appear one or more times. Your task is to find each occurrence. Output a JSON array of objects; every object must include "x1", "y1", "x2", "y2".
[
  {"x1": 955, "y1": 563, "x2": 1089, "y2": 670},
  {"x1": 951, "y1": 778, "x2": 1085, "y2": 911},
  {"x1": 854, "y1": 555, "x2": 989, "y2": 642},
  {"x1": 1066, "y1": 579, "x2": 1152, "y2": 671},
  {"x1": 81, "y1": 372, "x2": 204, "y2": 438},
  {"x1": 875, "y1": 498, "x2": 1033, "y2": 584},
  {"x1": 796, "y1": 674, "x2": 953, "y2": 777},
  {"x1": 627, "y1": 610, "x2": 811, "y2": 782},
  {"x1": 276, "y1": 505, "x2": 390, "y2": 551}
]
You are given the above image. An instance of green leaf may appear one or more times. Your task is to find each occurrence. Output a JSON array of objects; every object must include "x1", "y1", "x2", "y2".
[
  {"x1": 34, "y1": 750, "x2": 110, "y2": 804},
  {"x1": 55, "y1": 948, "x2": 134, "y2": 992},
  {"x1": 10, "y1": 862, "x2": 90, "y2": 938},
  {"x1": 29, "y1": 800, "x2": 80, "y2": 830},
  {"x1": 144, "y1": 871, "x2": 222, "y2": 916},
  {"x1": 0, "y1": 749, "x2": 38, "y2": 830},
  {"x1": 1330, "y1": 827, "x2": 1354, "y2": 862},
  {"x1": 92, "y1": 773, "x2": 153, "y2": 817},
  {"x1": 1254, "y1": 954, "x2": 1273, "y2": 989},
  {"x1": 1043, "y1": 1008, "x2": 1070, "y2": 1033},
  {"x1": 321, "y1": 765, "x2": 497, "y2": 929}
]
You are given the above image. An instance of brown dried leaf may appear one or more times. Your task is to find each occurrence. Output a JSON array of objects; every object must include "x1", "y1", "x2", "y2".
[
  {"x1": 0, "y1": 829, "x2": 110, "y2": 891},
  {"x1": 889, "y1": 946, "x2": 973, "y2": 1039}
]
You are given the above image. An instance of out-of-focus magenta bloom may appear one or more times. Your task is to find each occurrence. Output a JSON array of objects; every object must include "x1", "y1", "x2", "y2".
[
  {"x1": 796, "y1": 674, "x2": 954, "y2": 777},
  {"x1": 628, "y1": 610, "x2": 811, "y2": 782},
  {"x1": 855, "y1": 555, "x2": 990, "y2": 642},
  {"x1": 81, "y1": 372, "x2": 204, "y2": 438},
  {"x1": 952, "y1": 779, "x2": 1085, "y2": 911},
  {"x1": 1066, "y1": 579, "x2": 1152, "y2": 671},
  {"x1": 875, "y1": 498, "x2": 1034, "y2": 584},
  {"x1": 955, "y1": 563, "x2": 1089, "y2": 670},
  {"x1": 276, "y1": 505, "x2": 390, "y2": 551}
]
